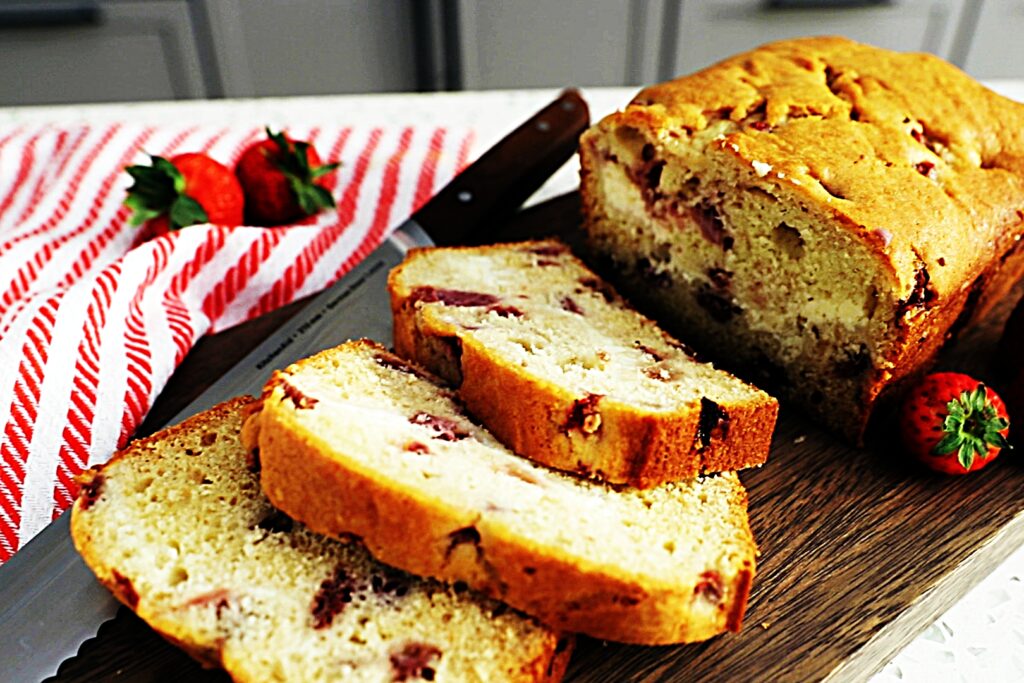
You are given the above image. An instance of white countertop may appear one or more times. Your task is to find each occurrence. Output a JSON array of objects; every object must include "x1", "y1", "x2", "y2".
[{"x1": 2, "y1": 85, "x2": 1023, "y2": 682}]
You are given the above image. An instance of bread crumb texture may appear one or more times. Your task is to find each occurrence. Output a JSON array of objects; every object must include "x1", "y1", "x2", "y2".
[
  {"x1": 388, "y1": 241, "x2": 777, "y2": 486},
  {"x1": 71, "y1": 397, "x2": 570, "y2": 683},
  {"x1": 253, "y1": 341, "x2": 758, "y2": 645}
]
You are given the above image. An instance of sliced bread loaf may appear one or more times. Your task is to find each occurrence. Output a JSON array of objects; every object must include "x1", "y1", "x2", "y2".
[
  {"x1": 578, "y1": 37, "x2": 1024, "y2": 441},
  {"x1": 387, "y1": 240, "x2": 777, "y2": 488},
  {"x1": 70, "y1": 397, "x2": 571, "y2": 683},
  {"x1": 247, "y1": 340, "x2": 758, "y2": 645}
]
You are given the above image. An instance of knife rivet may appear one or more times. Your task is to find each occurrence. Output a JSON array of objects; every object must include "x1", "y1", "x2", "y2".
[
  {"x1": 536, "y1": 120, "x2": 551, "y2": 132},
  {"x1": 457, "y1": 190, "x2": 473, "y2": 203}
]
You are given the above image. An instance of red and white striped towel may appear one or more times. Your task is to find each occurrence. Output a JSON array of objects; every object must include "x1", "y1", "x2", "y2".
[{"x1": 0, "y1": 122, "x2": 474, "y2": 563}]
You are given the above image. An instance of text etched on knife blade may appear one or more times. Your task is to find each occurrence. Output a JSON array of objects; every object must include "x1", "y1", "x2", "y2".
[{"x1": 254, "y1": 259, "x2": 386, "y2": 370}]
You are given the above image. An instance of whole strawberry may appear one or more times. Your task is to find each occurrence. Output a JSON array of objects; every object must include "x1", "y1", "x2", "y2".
[
  {"x1": 234, "y1": 128, "x2": 339, "y2": 226},
  {"x1": 125, "y1": 153, "x2": 244, "y2": 240},
  {"x1": 900, "y1": 372, "x2": 1010, "y2": 475}
]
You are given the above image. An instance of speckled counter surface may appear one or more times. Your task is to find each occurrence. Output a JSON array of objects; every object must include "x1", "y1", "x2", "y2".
[{"x1": 2, "y1": 85, "x2": 1023, "y2": 682}]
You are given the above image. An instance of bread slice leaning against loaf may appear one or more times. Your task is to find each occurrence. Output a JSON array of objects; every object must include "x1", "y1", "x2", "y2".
[
  {"x1": 245, "y1": 340, "x2": 758, "y2": 645},
  {"x1": 387, "y1": 240, "x2": 778, "y2": 488},
  {"x1": 71, "y1": 397, "x2": 572, "y2": 683}
]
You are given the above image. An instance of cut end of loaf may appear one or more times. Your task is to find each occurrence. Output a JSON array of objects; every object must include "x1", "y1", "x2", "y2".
[{"x1": 580, "y1": 119, "x2": 901, "y2": 439}]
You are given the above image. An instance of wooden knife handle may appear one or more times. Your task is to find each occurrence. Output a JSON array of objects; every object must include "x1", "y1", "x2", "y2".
[{"x1": 413, "y1": 89, "x2": 590, "y2": 246}]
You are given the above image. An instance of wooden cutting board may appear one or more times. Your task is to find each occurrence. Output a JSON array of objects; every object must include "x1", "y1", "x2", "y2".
[{"x1": 51, "y1": 193, "x2": 1024, "y2": 683}]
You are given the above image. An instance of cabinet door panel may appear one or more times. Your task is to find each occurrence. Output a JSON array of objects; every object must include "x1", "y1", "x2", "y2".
[
  {"x1": 0, "y1": 1, "x2": 207, "y2": 106},
  {"x1": 669, "y1": 0, "x2": 962, "y2": 79},
  {"x1": 456, "y1": 0, "x2": 664, "y2": 89},
  {"x1": 959, "y1": 0, "x2": 1024, "y2": 78},
  {"x1": 209, "y1": 0, "x2": 418, "y2": 97}
]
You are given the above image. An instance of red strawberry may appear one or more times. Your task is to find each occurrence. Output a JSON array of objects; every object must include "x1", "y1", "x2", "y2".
[
  {"x1": 234, "y1": 128, "x2": 339, "y2": 226},
  {"x1": 124, "y1": 153, "x2": 244, "y2": 241},
  {"x1": 900, "y1": 372, "x2": 1010, "y2": 475}
]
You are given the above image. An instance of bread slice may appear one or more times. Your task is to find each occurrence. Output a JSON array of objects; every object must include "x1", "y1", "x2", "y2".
[
  {"x1": 246, "y1": 340, "x2": 758, "y2": 645},
  {"x1": 386, "y1": 240, "x2": 777, "y2": 488},
  {"x1": 70, "y1": 397, "x2": 572, "y2": 683},
  {"x1": 578, "y1": 36, "x2": 1024, "y2": 441}
]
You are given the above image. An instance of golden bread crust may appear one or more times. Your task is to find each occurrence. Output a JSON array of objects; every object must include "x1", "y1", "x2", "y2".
[
  {"x1": 621, "y1": 36, "x2": 1024, "y2": 296},
  {"x1": 251, "y1": 340, "x2": 758, "y2": 645}
]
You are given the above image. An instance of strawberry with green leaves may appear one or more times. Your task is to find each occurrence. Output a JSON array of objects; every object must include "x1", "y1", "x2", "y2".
[
  {"x1": 234, "y1": 128, "x2": 339, "y2": 226},
  {"x1": 900, "y1": 372, "x2": 1011, "y2": 475},
  {"x1": 124, "y1": 153, "x2": 245, "y2": 240}
]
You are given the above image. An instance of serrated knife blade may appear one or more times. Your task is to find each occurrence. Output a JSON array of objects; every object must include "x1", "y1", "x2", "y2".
[
  {"x1": 0, "y1": 89, "x2": 589, "y2": 681},
  {"x1": 0, "y1": 512, "x2": 116, "y2": 682},
  {"x1": 0, "y1": 220, "x2": 428, "y2": 683}
]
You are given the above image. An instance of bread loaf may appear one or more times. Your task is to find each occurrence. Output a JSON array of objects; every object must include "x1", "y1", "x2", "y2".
[
  {"x1": 246, "y1": 340, "x2": 758, "y2": 645},
  {"x1": 71, "y1": 397, "x2": 571, "y2": 683},
  {"x1": 579, "y1": 36, "x2": 1024, "y2": 440},
  {"x1": 388, "y1": 240, "x2": 777, "y2": 487}
]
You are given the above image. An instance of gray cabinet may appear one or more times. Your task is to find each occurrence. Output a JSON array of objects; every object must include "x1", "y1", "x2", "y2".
[
  {"x1": 198, "y1": 0, "x2": 419, "y2": 97},
  {"x1": 0, "y1": 0, "x2": 418, "y2": 105},
  {"x1": 454, "y1": 0, "x2": 666, "y2": 89},
  {"x1": 666, "y1": 0, "x2": 968, "y2": 80},
  {"x1": 448, "y1": 0, "x2": 974, "y2": 90},
  {"x1": 0, "y1": 0, "x2": 209, "y2": 106},
  {"x1": 0, "y1": 0, "x2": 1011, "y2": 106},
  {"x1": 958, "y1": 0, "x2": 1024, "y2": 78}
]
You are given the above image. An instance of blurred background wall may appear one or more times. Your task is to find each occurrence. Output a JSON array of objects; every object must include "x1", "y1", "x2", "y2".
[{"x1": 0, "y1": 0, "x2": 1017, "y2": 106}]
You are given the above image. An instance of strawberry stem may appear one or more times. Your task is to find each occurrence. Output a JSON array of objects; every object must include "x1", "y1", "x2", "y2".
[
  {"x1": 932, "y1": 383, "x2": 1010, "y2": 469},
  {"x1": 265, "y1": 128, "x2": 339, "y2": 216},
  {"x1": 124, "y1": 155, "x2": 209, "y2": 230}
]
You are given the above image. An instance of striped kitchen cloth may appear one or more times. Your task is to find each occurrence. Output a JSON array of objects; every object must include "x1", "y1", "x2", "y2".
[{"x1": 0, "y1": 122, "x2": 474, "y2": 563}]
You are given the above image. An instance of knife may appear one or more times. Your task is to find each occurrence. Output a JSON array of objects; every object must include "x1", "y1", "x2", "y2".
[{"x1": 0, "y1": 89, "x2": 589, "y2": 682}]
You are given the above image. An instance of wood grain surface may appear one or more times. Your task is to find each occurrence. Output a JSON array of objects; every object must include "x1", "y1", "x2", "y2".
[{"x1": 50, "y1": 192, "x2": 1024, "y2": 682}]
